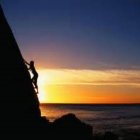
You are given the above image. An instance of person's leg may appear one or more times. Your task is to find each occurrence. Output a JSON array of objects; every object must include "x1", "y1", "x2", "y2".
[
  {"x1": 34, "y1": 76, "x2": 38, "y2": 93},
  {"x1": 31, "y1": 77, "x2": 36, "y2": 91},
  {"x1": 31, "y1": 75, "x2": 38, "y2": 93},
  {"x1": 31, "y1": 77, "x2": 34, "y2": 83}
]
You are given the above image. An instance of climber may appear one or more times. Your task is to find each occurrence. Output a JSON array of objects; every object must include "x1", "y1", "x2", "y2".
[{"x1": 24, "y1": 59, "x2": 39, "y2": 94}]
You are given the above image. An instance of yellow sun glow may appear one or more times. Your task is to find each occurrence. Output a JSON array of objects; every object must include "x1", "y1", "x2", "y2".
[
  {"x1": 37, "y1": 69, "x2": 140, "y2": 103},
  {"x1": 37, "y1": 71, "x2": 49, "y2": 103}
]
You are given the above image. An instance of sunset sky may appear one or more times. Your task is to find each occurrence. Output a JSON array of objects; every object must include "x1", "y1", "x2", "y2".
[{"x1": 1, "y1": 0, "x2": 140, "y2": 103}]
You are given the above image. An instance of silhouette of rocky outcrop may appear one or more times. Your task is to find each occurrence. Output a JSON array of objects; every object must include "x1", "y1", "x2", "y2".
[
  {"x1": 0, "y1": 4, "x2": 93, "y2": 139},
  {"x1": 52, "y1": 113, "x2": 93, "y2": 140}
]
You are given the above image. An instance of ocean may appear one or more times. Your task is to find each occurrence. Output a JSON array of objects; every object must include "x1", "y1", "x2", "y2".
[{"x1": 40, "y1": 104, "x2": 140, "y2": 133}]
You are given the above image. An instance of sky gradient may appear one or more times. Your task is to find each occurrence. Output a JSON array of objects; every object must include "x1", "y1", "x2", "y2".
[{"x1": 1, "y1": 0, "x2": 140, "y2": 103}]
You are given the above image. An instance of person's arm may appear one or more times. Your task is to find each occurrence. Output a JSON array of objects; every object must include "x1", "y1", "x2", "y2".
[
  {"x1": 23, "y1": 59, "x2": 31, "y2": 70},
  {"x1": 24, "y1": 59, "x2": 30, "y2": 66}
]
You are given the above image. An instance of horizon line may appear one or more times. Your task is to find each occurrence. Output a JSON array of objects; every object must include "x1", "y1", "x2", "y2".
[{"x1": 40, "y1": 103, "x2": 140, "y2": 105}]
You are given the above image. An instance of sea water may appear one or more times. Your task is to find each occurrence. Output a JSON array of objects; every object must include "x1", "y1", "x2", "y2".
[{"x1": 40, "y1": 104, "x2": 140, "y2": 133}]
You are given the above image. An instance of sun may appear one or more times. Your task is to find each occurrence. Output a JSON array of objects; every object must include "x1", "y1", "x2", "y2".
[
  {"x1": 38, "y1": 87, "x2": 47, "y2": 103},
  {"x1": 37, "y1": 69, "x2": 50, "y2": 103}
]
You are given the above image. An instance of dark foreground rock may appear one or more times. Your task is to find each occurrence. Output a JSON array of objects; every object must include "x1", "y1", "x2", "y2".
[
  {"x1": 39, "y1": 113, "x2": 93, "y2": 140},
  {"x1": 52, "y1": 113, "x2": 93, "y2": 140}
]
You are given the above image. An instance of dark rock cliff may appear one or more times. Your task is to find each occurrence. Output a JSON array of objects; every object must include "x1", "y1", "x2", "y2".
[{"x1": 0, "y1": 4, "x2": 41, "y2": 131}]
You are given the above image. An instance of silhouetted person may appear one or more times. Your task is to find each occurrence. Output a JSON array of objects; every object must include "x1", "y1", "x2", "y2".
[{"x1": 24, "y1": 60, "x2": 39, "y2": 94}]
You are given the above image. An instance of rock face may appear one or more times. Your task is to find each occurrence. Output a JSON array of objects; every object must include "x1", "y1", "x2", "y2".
[{"x1": 0, "y1": 4, "x2": 41, "y2": 132}]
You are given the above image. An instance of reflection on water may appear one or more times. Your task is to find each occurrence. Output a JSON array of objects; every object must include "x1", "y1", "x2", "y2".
[{"x1": 40, "y1": 104, "x2": 140, "y2": 133}]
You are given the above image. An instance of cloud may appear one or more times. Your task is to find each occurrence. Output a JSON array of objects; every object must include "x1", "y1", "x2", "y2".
[{"x1": 37, "y1": 69, "x2": 140, "y2": 86}]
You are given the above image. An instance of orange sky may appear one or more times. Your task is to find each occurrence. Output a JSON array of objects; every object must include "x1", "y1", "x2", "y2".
[{"x1": 37, "y1": 69, "x2": 140, "y2": 103}]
